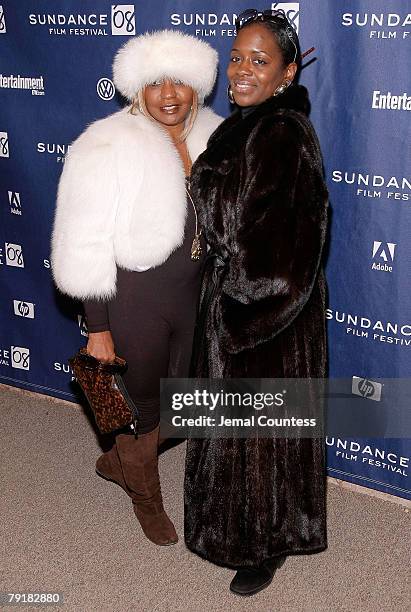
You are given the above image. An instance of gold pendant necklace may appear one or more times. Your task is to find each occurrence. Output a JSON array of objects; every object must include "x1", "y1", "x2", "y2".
[{"x1": 185, "y1": 183, "x2": 202, "y2": 261}]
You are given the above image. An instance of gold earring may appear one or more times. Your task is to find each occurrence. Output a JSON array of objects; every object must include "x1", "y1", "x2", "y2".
[{"x1": 227, "y1": 85, "x2": 235, "y2": 104}]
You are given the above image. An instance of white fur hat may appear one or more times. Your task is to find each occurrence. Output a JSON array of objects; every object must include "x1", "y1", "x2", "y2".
[{"x1": 113, "y1": 30, "x2": 218, "y2": 102}]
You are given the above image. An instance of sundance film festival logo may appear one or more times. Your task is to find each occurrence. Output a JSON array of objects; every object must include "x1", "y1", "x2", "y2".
[
  {"x1": 170, "y1": 3, "x2": 299, "y2": 38},
  {"x1": 371, "y1": 241, "x2": 396, "y2": 273},
  {"x1": 331, "y1": 170, "x2": 411, "y2": 203},
  {"x1": 0, "y1": 131, "x2": 9, "y2": 157},
  {"x1": 352, "y1": 377, "x2": 382, "y2": 402},
  {"x1": 11, "y1": 346, "x2": 30, "y2": 371},
  {"x1": 342, "y1": 11, "x2": 411, "y2": 40},
  {"x1": 326, "y1": 438, "x2": 409, "y2": 477},
  {"x1": 28, "y1": 5, "x2": 135, "y2": 37},
  {"x1": 326, "y1": 308, "x2": 411, "y2": 348},
  {"x1": 271, "y1": 3, "x2": 300, "y2": 33},
  {"x1": 8, "y1": 191, "x2": 22, "y2": 215},
  {"x1": 37, "y1": 142, "x2": 71, "y2": 163},
  {"x1": 13, "y1": 300, "x2": 35, "y2": 319},
  {"x1": 97, "y1": 78, "x2": 115, "y2": 100},
  {"x1": 0, "y1": 5, "x2": 6, "y2": 33}
]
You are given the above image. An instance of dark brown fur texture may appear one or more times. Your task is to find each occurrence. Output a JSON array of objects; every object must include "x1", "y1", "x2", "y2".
[{"x1": 184, "y1": 85, "x2": 329, "y2": 568}]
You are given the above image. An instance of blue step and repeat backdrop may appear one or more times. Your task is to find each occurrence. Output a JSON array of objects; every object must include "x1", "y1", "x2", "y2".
[{"x1": 1, "y1": 1, "x2": 410, "y2": 500}]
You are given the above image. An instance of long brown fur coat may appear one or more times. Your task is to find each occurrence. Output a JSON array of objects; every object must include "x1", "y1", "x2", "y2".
[{"x1": 184, "y1": 85, "x2": 329, "y2": 567}]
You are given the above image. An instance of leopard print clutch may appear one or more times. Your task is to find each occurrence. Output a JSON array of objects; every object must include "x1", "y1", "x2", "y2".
[{"x1": 69, "y1": 348, "x2": 139, "y2": 434}]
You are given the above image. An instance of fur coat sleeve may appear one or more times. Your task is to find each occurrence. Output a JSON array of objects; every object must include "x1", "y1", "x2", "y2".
[
  {"x1": 219, "y1": 115, "x2": 328, "y2": 354},
  {"x1": 51, "y1": 133, "x2": 121, "y2": 300}
]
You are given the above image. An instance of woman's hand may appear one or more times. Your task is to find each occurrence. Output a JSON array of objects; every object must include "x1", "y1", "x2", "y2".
[{"x1": 86, "y1": 331, "x2": 115, "y2": 363}]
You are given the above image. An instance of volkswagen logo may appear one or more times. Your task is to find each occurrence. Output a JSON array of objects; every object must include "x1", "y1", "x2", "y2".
[{"x1": 97, "y1": 78, "x2": 115, "y2": 101}]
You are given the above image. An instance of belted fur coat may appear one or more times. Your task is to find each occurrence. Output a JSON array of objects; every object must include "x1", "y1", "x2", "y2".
[{"x1": 184, "y1": 85, "x2": 329, "y2": 567}]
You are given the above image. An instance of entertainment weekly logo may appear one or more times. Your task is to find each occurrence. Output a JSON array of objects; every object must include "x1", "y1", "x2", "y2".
[
  {"x1": 0, "y1": 74, "x2": 45, "y2": 96},
  {"x1": 372, "y1": 90, "x2": 411, "y2": 111},
  {"x1": 331, "y1": 170, "x2": 411, "y2": 204},
  {"x1": 326, "y1": 308, "x2": 411, "y2": 349},
  {"x1": 28, "y1": 5, "x2": 135, "y2": 37},
  {"x1": 169, "y1": 3, "x2": 300, "y2": 38},
  {"x1": 341, "y1": 11, "x2": 411, "y2": 40}
]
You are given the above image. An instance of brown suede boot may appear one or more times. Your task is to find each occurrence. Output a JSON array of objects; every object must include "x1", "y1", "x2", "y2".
[
  {"x1": 115, "y1": 426, "x2": 178, "y2": 546},
  {"x1": 95, "y1": 445, "x2": 130, "y2": 493},
  {"x1": 96, "y1": 428, "x2": 167, "y2": 491}
]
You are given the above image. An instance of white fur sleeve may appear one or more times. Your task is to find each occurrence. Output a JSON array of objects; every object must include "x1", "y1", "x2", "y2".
[{"x1": 51, "y1": 140, "x2": 119, "y2": 300}]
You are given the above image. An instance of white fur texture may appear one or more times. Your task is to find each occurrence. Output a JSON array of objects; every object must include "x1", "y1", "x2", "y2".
[
  {"x1": 113, "y1": 30, "x2": 218, "y2": 102},
  {"x1": 51, "y1": 106, "x2": 222, "y2": 300}
]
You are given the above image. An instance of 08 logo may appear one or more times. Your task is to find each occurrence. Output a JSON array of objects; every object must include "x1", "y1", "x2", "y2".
[
  {"x1": 5, "y1": 242, "x2": 24, "y2": 267},
  {"x1": 0, "y1": 6, "x2": 6, "y2": 34},
  {"x1": 271, "y1": 3, "x2": 300, "y2": 33},
  {"x1": 0, "y1": 131, "x2": 9, "y2": 157},
  {"x1": 111, "y1": 5, "x2": 136, "y2": 35},
  {"x1": 11, "y1": 346, "x2": 30, "y2": 370}
]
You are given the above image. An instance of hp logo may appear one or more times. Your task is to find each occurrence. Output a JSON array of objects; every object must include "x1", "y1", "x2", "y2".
[
  {"x1": 97, "y1": 78, "x2": 115, "y2": 101},
  {"x1": 352, "y1": 376, "x2": 382, "y2": 402},
  {"x1": 13, "y1": 300, "x2": 35, "y2": 318}
]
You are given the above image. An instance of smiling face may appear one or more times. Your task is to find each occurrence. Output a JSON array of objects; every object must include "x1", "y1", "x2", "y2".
[
  {"x1": 143, "y1": 79, "x2": 194, "y2": 131},
  {"x1": 227, "y1": 22, "x2": 297, "y2": 106}
]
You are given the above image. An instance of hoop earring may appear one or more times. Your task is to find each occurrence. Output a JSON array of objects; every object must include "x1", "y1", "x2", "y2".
[
  {"x1": 273, "y1": 80, "x2": 291, "y2": 97},
  {"x1": 227, "y1": 85, "x2": 235, "y2": 104}
]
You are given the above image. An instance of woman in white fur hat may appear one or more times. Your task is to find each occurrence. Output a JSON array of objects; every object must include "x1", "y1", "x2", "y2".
[{"x1": 51, "y1": 30, "x2": 221, "y2": 546}]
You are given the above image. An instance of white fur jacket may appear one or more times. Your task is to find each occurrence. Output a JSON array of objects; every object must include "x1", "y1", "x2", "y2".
[{"x1": 51, "y1": 106, "x2": 222, "y2": 300}]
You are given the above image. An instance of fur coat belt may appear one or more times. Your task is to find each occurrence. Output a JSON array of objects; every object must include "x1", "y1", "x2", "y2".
[{"x1": 51, "y1": 106, "x2": 221, "y2": 300}]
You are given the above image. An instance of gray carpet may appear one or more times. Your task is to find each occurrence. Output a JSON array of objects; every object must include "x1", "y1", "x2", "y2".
[{"x1": 0, "y1": 386, "x2": 410, "y2": 612}]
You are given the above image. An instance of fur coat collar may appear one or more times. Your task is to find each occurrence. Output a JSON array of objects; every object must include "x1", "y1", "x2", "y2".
[
  {"x1": 51, "y1": 106, "x2": 222, "y2": 299},
  {"x1": 199, "y1": 85, "x2": 310, "y2": 174}
]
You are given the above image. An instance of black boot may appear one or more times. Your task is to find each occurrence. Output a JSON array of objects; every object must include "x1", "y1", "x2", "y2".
[{"x1": 229, "y1": 555, "x2": 286, "y2": 596}]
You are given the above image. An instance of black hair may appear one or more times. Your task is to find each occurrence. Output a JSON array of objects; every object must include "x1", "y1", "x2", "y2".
[{"x1": 242, "y1": 17, "x2": 302, "y2": 73}]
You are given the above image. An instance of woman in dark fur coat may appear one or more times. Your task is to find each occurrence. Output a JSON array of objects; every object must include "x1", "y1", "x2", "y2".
[{"x1": 184, "y1": 9, "x2": 329, "y2": 596}]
